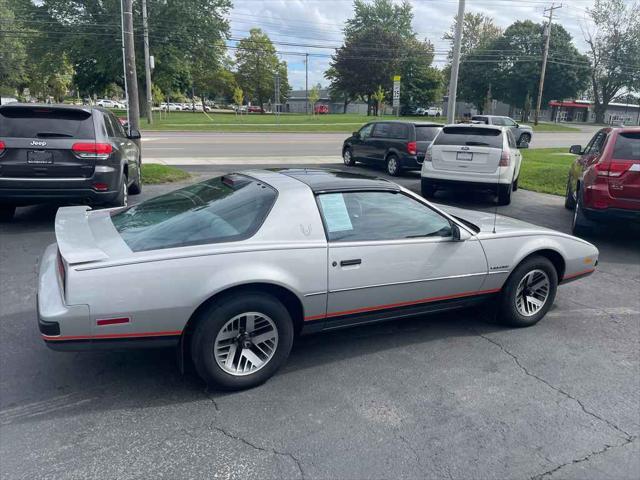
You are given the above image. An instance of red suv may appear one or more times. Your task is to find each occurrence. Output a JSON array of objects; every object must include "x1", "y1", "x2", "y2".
[{"x1": 565, "y1": 127, "x2": 640, "y2": 234}]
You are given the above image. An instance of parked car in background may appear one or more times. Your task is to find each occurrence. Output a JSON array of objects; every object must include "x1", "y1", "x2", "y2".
[
  {"x1": 248, "y1": 105, "x2": 264, "y2": 113},
  {"x1": 168, "y1": 103, "x2": 182, "y2": 111},
  {"x1": 421, "y1": 124, "x2": 525, "y2": 205},
  {"x1": 471, "y1": 115, "x2": 533, "y2": 146},
  {"x1": 565, "y1": 127, "x2": 640, "y2": 235},
  {"x1": 96, "y1": 99, "x2": 119, "y2": 109},
  {"x1": 314, "y1": 104, "x2": 329, "y2": 114},
  {"x1": 37, "y1": 169, "x2": 598, "y2": 390},
  {"x1": 0, "y1": 104, "x2": 142, "y2": 221},
  {"x1": 342, "y1": 121, "x2": 442, "y2": 176},
  {"x1": 424, "y1": 106, "x2": 442, "y2": 117}
]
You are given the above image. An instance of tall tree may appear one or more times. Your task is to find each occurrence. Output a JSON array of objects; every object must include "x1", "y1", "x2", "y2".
[
  {"x1": 0, "y1": 0, "x2": 28, "y2": 95},
  {"x1": 584, "y1": 0, "x2": 640, "y2": 123},
  {"x1": 492, "y1": 21, "x2": 589, "y2": 121},
  {"x1": 444, "y1": 12, "x2": 502, "y2": 59},
  {"x1": 235, "y1": 28, "x2": 289, "y2": 108}
]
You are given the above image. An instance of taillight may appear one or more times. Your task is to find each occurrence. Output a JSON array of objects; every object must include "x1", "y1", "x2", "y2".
[
  {"x1": 424, "y1": 148, "x2": 432, "y2": 162},
  {"x1": 499, "y1": 150, "x2": 510, "y2": 166},
  {"x1": 595, "y1": 161, "x2": 632, "y2": 177},
  {"x1": 0, "y1": 140, "x2": 5, "y2": 154},
  {"x1": 57, "y1": 250, "x2": 66, "y2": 291},
  {"x1": 72, "y1": 142, "x2": 113, "y2": 160},
  {"x1": 407, "y1": 141, "x2": 417, "y2": 155}
]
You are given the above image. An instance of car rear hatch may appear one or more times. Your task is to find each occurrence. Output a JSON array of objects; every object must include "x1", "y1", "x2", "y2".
[
  {"x1": 606, "y1": 131, "x2": 640, "y2": 204},
  {"x1": 0, "y1": 105, "x2": 97, "y2": 180},
  {"x1": 431, "y1": 126, "x2": 503, "y2": 173},
  {"x1": 415, "y1": 125, "x2": 441, "y2": 163}
]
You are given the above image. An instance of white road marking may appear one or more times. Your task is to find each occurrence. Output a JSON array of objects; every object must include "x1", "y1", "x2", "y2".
[
  {"x1": 0, "y1": 392, "x2": 99, "y2": 425},
  {"x1": 144, "y1": 155, "x2": 341, "y2": 165}
]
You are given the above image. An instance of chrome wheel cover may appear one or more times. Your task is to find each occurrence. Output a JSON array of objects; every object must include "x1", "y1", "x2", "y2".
[
  {"x1": 387, "y1": 157, "x2": 398, "y2": 174},
  {"x1": 214, "y1": 312, "x2": 279, "y2": 376},
  {"x1": 122, "y1": 179, "x2": 128, "y2": 206},
  {"x1": 515, "y1": 269, "x2": 550, "y2": 317},
  {"x1": 343, "y1": 149, "x2": 352, "y2": 165}
]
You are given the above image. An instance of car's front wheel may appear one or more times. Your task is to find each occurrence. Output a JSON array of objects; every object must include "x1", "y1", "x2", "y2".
[
  {"x1": 497, "y1": 255, "x2": 558, "y2": 327},
  {"x1": 343, "y1": 147, "x2": 356, "y2": 166},
  {"x1": 191, "y1": 292, "x2": 294, "y2": 390}
]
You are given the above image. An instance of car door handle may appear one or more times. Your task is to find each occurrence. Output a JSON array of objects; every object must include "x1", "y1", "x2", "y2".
[{"x1": 340, "y1": 259, "x2": 362, "y2": 267}]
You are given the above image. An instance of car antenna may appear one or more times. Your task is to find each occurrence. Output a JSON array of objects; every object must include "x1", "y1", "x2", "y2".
[{"x1": 492, "y1": 127, "x2": 503, "y2": 234}]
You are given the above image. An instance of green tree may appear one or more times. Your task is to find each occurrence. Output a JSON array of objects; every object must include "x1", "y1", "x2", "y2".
[
  {"x1": 444, "y1": 12, "x2": 502, "y2": 59},
  {"x1": 235, "y1": 28, "x2": 289, "y2": 109},
  {"x1": 492, "y1": 21, "x2": 589, "y2": 121},
  {"x1": 308, "y1": 84, "x2": 320, "y2": 115},
  {"x1": 584, "y1": 0, "x2": 640, "y2": 123},
  {"x1": 400, "y1": 38, "x2": 443, "y2": 111},
  {"x1": 371, "y1": 85, "x2": 385, "y2": 116},
  {"x1": 0, "y1": 0, "x2": 28, "y2": 95}
]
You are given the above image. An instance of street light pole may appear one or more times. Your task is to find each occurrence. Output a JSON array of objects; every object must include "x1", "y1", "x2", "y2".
[
  {"x1": 446, "y1": 0, "x2": 465, "y2": 124},
  {"x1": 534, "y1": 3, "x2": 562, "y2": 125},
  {"x1": 141, "y1": 0, "x2": 153, "y2": 124},
  {"x1": 305, "y1": 53, "x2": 309, "y2": 115}
]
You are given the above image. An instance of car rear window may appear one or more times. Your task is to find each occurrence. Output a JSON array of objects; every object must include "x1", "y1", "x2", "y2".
[
  {"x1": 415, "y1": 126, "x2": 440, "y2": 142},
  {"x1": 613, "y1": 132, "x2": 640, "y2": 160},
  {"x1": 111, "y1": 174, "x2": 277, "y2": 252},
  {"x1": 434, "y1": 126, "x2": 503, "y2": 148},
  {"x1": 0, "y1": 107, "x2": 95, "y2": 139}
]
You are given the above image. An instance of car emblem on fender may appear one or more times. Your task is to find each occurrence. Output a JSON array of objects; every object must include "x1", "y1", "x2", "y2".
[{"x1": 30, "y1": 140, "x2": 47, "y2": 147}]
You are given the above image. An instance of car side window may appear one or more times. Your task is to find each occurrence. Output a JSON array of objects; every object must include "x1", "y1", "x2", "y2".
[
  {"x1": 388, "y1": 123, "x2": 408, "y2": 139},
  {"x1": 317, "y1": 191, "x2": 453, "y2": 242},
  {"x1": 503, "y1": 118, "x2": 517, "y2": 127},
  {"x1": 359, "y1": 124, "x2": 374, "y2": 140},
  {"x1": 372, "y1": 123, "x2": 391, "y2": 138},
  {"x1": 507, "y1": 130, "x2": 517, "y2": 148},
  {"x1": 585, "y1": 131, "x2": 606, "y2": 155},
  {"x1": 104, "y1": 115, "x2": 117, "y2": 138},
  {"x1": 111, "y1": 114, "x2": 127, "y2": 137},
  {"x1": 491, "y1": 117, "x2": 505, "y2": 126}
]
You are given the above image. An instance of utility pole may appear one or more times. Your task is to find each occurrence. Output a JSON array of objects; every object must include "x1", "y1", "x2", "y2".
[
  {"x1": 141, "y1": 0, "x2": 153, "y2": 124},
  {"x1": 121, "y1": 0, "x2": 140, "y2": 137},
  {"x1": 534, "y1": 3, "x2": 562, "y2": 125},
  {"x1": 446, "y1": 0, "x2": 465, "y2": 124},
  {"x1": 305, "y1": 53, "x2": 309, "y2": 115}
]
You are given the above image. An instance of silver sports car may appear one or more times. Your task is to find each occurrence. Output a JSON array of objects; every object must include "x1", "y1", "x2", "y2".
[{"x1": 38, "y1": 169, "x2": 599, "y2": 390}]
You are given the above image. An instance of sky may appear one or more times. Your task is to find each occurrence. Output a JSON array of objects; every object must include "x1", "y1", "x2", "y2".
[{"x1": 227, "y1": 0, "x2": 603, "y2": 90}]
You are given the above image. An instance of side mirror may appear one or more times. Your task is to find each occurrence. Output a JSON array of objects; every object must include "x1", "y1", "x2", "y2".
[
  {"x1": 452, "y1": 224, "x2": 462, "y2": 241},
  {"x1": 352, "y1": 131, "x2": 360, "y2": 139},
  {"x1": 518, "y1": 141, "x2": 529, "y2": 149},
  {"x1": 569, "y1": 145, "x2": 582, "y2": 155},
  {"x1": 128, "y1": 128, "x2": 141, "y2": 140}
]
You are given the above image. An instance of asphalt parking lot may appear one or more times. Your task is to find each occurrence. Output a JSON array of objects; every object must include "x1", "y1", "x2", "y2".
[{"x1": 1, "y1": 163, "x2": 639, "y2": 480}]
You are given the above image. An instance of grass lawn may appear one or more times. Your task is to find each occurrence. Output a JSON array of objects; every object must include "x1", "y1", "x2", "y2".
[
  {"x1": 529, "y1": 122, "x2": 580, "y2": 132},
  {"x1": 519, "y1": 148, "x2": 575, "y2": 196},
  {"x1": 141, "y1": 164, "x2": 190, "y2": 184}
]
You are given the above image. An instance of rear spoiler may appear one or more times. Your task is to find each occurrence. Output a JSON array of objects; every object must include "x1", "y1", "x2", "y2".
[{"x1": 55, "y1": 206, "x2": 109, "y2": 265}]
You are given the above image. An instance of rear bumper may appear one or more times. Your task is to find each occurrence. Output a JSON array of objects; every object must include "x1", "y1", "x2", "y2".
[
  {"x1": 421, "y1": 163, "x2": 514, "y2": 186},
  {"x1": 421, "y1": 177, "x2": 506, "y2": 192},
  {"x1": 0, "y1": 165, "x2": 121, "y2": 206},
  {"x1": 399, "y1": 155, "x2": 421, "y2": 170},
  {"x1": 583, "y1": 206, "x2": 640, "y2": 222}
]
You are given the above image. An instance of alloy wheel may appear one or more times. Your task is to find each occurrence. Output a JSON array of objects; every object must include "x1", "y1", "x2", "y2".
[
  {"x1": 515, "y1": 269, "x2": 550, "y2": 317},
  {"x1": 387, "y1": 157, "x2": 398, "y2": 175},
  {"x1": 214, "y1": 312, "x2": 279, "y2": 376},
  {"x1": 122, "y1": 179, "x2": 128, "y2": 206},
  {"x1": 343, "y1": 149, "x2": 352, "y2": 165}
]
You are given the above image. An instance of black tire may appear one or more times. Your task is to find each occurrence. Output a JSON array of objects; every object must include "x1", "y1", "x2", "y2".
[
  {"x1": 571, "y1": 186, "x2": 592, "y2": 236},
  {"x1": 386, "y1": 154, "x2": 401, "y2": 176},
  {"x1": 0, "y1": 205, "x2": 16, "y2": 222},
  {"x1": 421, "y1": 178, "x2": 436, "y2": 198},
  {"x1": 342, "y1": 147, "x2": 356, "y2": 166},
  {"x1": 513, "y1": 177, "x2": 519, "y2": 192},
  {"x1": 497, "y1": 183, "x2": 512, "y2": 205},
  {"x1": 190, "y1": 292, "x2": 294, "y2": 391},
  {"x1": 128, "y1": 158, "x2": 142, "y2": 195},
  {"x1": 564, "y1": 177, "x2": 576, "y2": 210},
  {"x1": 107, "y1": 173, "x2": 128, "y2": 207},
  {"x1": 519, "y1": 133, "x2": 531, "y2": 145},
  {"x1": 497, "y1": 255, "x2": 558, "y2": 328}
]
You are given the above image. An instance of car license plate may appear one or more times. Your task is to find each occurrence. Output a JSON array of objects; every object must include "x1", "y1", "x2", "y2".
[
  {"x1": 457, "y1": 152, "x2": 473, "y2": 161},
  {"x1": 27, "y1": 150, "x2": 54, "y2": 165}
]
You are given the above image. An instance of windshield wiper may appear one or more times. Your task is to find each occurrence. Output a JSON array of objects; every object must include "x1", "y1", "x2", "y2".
[{"x1": 35, "y1": 132, "x2": 74, "y2": 138}]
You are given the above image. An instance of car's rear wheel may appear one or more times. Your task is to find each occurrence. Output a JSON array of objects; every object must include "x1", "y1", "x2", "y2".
[
  {"x1": 564, "y1": 178, "x2": 576, "y2": 210},
  {"x1": 497, "y1": 255, "x2": 557, "y2": 327},
  {"x1": 107, "y1": 173, "x2": 128, "y2": 207},
  {"x1": 497, "y1": 183, "x2": 512, "y2": 205},
  {"x1": 191, "y1": 292, "x2": 294, "y2": 390},
  {"x1": 421, "y1": 178, "x2": 436, "y2": 198},
  {"x1": 128, "y1": 158, "x2": 142, "y2": 195},
  {"x1": 513, "y1": 177, "x2": 519, "y2": 191},
  {"x1": 0, "y1": 205, "x2": 16, "y2": 222},
  {"x1": 572, "y1": 186, "x2": 592, "y2": 236},
  {"x1": 386, "y1": 154, "x2": 401, "y2": 176},
  {"x1": 343, "y1": 147, "x2": 356, "y2": 166}
]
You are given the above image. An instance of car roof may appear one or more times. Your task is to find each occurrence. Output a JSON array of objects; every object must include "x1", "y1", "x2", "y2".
[
  {"x1": 275, "y1": 168, "x2": 400, "y2": 193},
  {"x1": 365, "y1": 120, "x2": 441, "y2": 127},
  {"x1": 0, "y1": 103, "x2": 93, "y2": 114},
  {"x1": 444, "y1": 123, "x2": 503, "y2": 131}
]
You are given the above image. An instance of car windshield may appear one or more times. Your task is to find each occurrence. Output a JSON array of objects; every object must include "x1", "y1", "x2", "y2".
[
  {"x1": 434, "y1": 126, "x2": 503, "y2": 148},
  {"x1": 613, "y1": 132, "x2": 640, "y2": 160},
  {"x1": 111, "y1": 174, "x2": 277, "y2": 252},
  {"x1": 0, "y1": 107, "x2": 95, "y2": 138}
]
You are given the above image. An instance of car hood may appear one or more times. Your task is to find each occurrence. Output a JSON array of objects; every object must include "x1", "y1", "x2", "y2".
[
  {"x1": 519, "y1": 124, "x2": 533, "y2": 130},
  {"x1": 439, "y1": 205, "x2": 556, "y2": 236}
]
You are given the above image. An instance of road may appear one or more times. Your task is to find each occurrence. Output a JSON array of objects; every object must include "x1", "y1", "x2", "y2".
[
  {"x1": 141, "y1": 126, "x2": 600, "y2": 165},
  {"x1": 1, "y1": 162, "x2": 638, "y2": 480}
]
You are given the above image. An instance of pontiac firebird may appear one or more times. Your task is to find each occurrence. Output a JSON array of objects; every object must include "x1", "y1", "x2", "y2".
[{"x1": 38, "y1": 169, "x2": 598, "y2": 390}]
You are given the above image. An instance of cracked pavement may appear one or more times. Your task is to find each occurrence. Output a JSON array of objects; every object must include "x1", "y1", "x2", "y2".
[{"x1": 1, "y1": 163, "x2": 638, "y2": 479}]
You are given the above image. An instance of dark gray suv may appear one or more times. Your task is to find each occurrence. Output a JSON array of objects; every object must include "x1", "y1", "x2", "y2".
[
  {"x1": 0, "y1": 104, "x2": 142, "y2": 221},
  {"x1": 342, "y1": 121, "x2": 441, "y2": 176}
]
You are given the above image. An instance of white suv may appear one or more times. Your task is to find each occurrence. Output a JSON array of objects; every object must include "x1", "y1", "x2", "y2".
[{"x1": 421, "y1": 124, "x2": 524, "y2": 205}]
